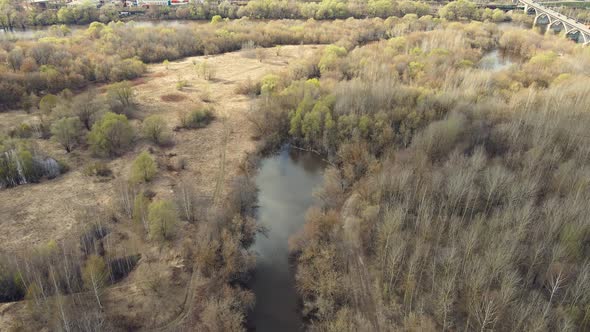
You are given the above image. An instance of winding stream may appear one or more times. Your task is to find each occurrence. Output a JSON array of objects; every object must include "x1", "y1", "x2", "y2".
[{"x1": 248, "y1": 147, "x2": 326, "y2": 332}]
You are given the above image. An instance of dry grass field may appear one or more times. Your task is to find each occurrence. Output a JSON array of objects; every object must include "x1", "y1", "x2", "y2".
[{"x1": 0, "y1": 44, "x2": 323, "y2": 330}]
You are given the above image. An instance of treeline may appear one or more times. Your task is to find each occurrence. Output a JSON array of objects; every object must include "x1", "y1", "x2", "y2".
[
  {"x1": 3, "y1": 0, "x2": 519, "y2": 29},
  {"x1": 252, "y1": 22, "x2": 590, "y2": 331},
  {"x1": 1, "y1": 0, "x2": 434, "y2": 28},
  {"x1": 439, "y1": 0, "x2": 509, "y2": 22},
  {"x1": 0, "y1": 17, "x2": 400, "y2": 110},
  {"x1": 0, "y1": 1, "x2": 118, "y2": 29}
]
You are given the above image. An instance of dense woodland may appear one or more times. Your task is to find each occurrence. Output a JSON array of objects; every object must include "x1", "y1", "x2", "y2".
[
  {"x1": 1, "y1": 0, "x2": 590, "y2": 331},
  {"x1": 251, "y1": 18, "x2": 590, "y2": 332}
]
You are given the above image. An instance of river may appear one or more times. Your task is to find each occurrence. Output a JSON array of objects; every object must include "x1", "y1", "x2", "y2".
[{"x1": 248, "y1": 147, "x2": 326, "y2": 332}]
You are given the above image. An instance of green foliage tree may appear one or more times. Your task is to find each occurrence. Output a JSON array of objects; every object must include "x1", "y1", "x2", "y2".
[
  {"x1": 142, "y1": 115, "x2": 170, "y2": 145},
  {"x1": 130, "y1": 151, "x2": 157, "y2": 184},
  {"x1": 148, "y1": 200, "x2": 178, "y2": 241},
  {"x1": 180, "y1": 108, "x2": 214, "y2": 129},
  {"x1": 260, "y1": 74, "x2": 281, "y2": 95},
  {"x1": 439, "y1": 0, "x2": 478, "y2": 21},
  {"x1": 211, "y1": 14, "x2": 222, "y2": 24},
  {"x1": 107, "y1": 81, "x2": 134, "y2": 113},
  {"x1": 88, "y1": 112, "x2": 133, "y2": 156},
  {"x1": 7, "y1": 46, "x2": 23, "y2": 71},
  {"x1": 73, "y1": 91, "x2": 102, "y2": 130},
  {"x1": 315, "y1": 0, "x2": 350, "y2": 19},
  {"x1": 50, "y1": 117, "x2": 82, "y2": 153},
  {"x1": 368, "y1": 0, "x2": 396, "y2": 18},
  {"x1": 39, "y1": 94, "x2": 58, "y2": 117},
  {"x1": 318, "y1": 45, "x2": 347, "y2": 74}
]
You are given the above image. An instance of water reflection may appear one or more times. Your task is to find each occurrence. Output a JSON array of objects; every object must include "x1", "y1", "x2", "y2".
[
  {"x1": 479, "y1": 49, "x2": 517, "y2": 71},
  {"x1": 248, "y1": 147, "x2": 326, "y2": 332}
]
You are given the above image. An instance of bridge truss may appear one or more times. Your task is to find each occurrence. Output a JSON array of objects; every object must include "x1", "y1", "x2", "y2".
[{"x1": 514, "y1": 0, "x2": 590, "y2": 45}]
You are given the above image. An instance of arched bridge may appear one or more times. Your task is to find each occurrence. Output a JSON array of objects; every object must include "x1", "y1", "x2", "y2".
[{"x1": 513, "y1": 0, "x2": 590, "y2": 45}]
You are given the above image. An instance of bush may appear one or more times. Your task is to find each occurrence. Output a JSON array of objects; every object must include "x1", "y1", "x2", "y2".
[
  {"x1": 39, "y1": 94, "x2": 58, "y2": 116},
  {"x1": 130, "y1": 151, "x2": 157, "y2": 184},
  {"x1": 211, "y1": 15, "x2": 223, "y2": 24},
  {"x1": 180, "y1": 108, "x2": 214, "y2": 129},
  {"x1": 0, "y1": 261, "x2": 25, "y2": 302},
  {"x1": 0, "y1": 146, "x2": 43, "y2": 188},
  {"x1": 235, "y1": 77, "x2": 261, "y2": 96},
  {"x1": 83, "y1": 161, "x2": 112, "y2": 177},
  {"x1": 142, "y1": 115, "x2": 170, "y2": 146},
  {"x1": 176, "y1": 80, "x2": 188, "y2": 91},
  {"x1": 318, "y1": 45, "x2": 347, "y2": 74},
  {"x1": 107, "y1": 81, "x2": 134, "y2": 114},
  {"x1": 82, "y1": 255, "x2": 108, "y2": 303},
  {"x1": 439, "y1": 0, "x2": 478, "y2": 21},
  {"x1": 9, "y1": 123, "x2": 33, "y2": 139},
  {"x1": 88, "y1": 112, "x2": 133, "y2": 156},
  {"x1": 196, "y1": 61, "x2": 216, "y2": 81},
  {"x1": 50, "y1": 117, "x2": 82, "y2": 153},
  {"x1": 148, "y1": 200, "x2": 178, "y2": 241}
]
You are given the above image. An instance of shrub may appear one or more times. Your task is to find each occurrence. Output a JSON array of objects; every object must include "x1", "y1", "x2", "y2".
[
  {"x1": 82, "y1": 255, "x2": 108, "y2": 307},
  {"x1": 318, "y1": 45, "x2": 347, "y2": 74},
  {"x1": 180, "y1": 108, "x2": 214, "y2": 129},
  {"x1": 50, "y1": 117, "x2": 82, "y2": 152},
  {"x1": 9, "y1": 123, "x2": 33, "y2": 139},
  {"x1": 211, "y1": 15, "x2": 222, "y2": 24},
  {"x1": 0, "y1": 146, "x2": 42, "y2": 187},
  {"x1": 176, "y1": 80, "x2": 188, "y2": 91},
  {"x1": 88, "y1": 112, "x2": 133, "y2": 156},
  {"x1": 196, "y1": 61, "x2": 216, "y2": 81},
  {"x1": 83, "y1": 161, "x2": 112, "y2": 177},
  {"x1": 107, "y1": 81, "x2": 134, "y2": 114},
  {"x1": 39, "y1": 94, "x2": 58, "y2": 116},
  {"x1": 260, "y1": 74, "x2": 281, "y2": 95},
  {"x1": 130, "y1": 151, "x2": 157, "y2": 184},
  {"x1": 0, "y1": 263, "x2": 25, "y2": 302},
  {"x1": 73, "y1": 91, "x2": 102, "y2": 130},
  {"x1": 439, "y1": 0, "x2": 478, "y2": 21},
  {"x1": 142, "y1": 115, "x2": 170, "y2": 146},
  {"x1": 235, "y1": 77, "x2": 261, "y2": 96},
  {"x1": 148, "y1": 200, "x2": 178, "y2": 241}
]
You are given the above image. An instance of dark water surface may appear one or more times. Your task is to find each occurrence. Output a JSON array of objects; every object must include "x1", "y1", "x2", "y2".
[
  {"x1": 248, "y1": 147, "x2": 326, "y2": 332},
  {"x1": 479, "y1": 49, "x2": 517, "y2": 71}
]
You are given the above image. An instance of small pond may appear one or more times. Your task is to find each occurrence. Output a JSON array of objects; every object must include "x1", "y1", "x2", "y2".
[{"x1": 479, "y1": 49, "x2": 517, "y2": 71}]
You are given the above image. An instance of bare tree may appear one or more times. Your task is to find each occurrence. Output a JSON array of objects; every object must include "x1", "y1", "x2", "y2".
[
  {"x1": 474, "y1": 295, "x2": 498, "y2": 332},
  {"x1": 544, "y1": 268, "x2": 566, "y2": 317}
]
